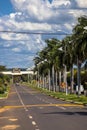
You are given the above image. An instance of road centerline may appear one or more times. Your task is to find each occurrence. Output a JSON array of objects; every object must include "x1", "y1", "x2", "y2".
[{"x1": 14, "y1": 85, "x2": 28, "y2": 111}]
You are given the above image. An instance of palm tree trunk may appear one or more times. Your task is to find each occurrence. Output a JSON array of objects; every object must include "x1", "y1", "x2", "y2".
[
  {"x1": 44, "y1": 77, "x2": 46, "y2": 89},
  {"x1": 52, "y1": 65, "x2": 55, "y2": 92},
  {"x1": 70, "y1": 65, "x2": 74, "y2": 93},
  {"x1": 63, "y1": 64, "x2": 68, "y2": 95},
  {"x1": 55, "y1": 71, "x2": 57, "y2": 92},
  {"x1": 38, "y1": 70, "x2": 39, "y2": 88},
  {"x1": 77, "y1": 56, "x2": 81, "y2": 96},
  {"x1": 43, "y1": 74, "x2": 45, "y2": 89},
  {"x1": 48, "y1": 69, "x2": 51, "y2": 91},
  {"x1": 40, "y1": 76, "x2": 41, "y2": 87},
  {"x1": 59, "y1": 71, "x2": 61, "y2": 92}
]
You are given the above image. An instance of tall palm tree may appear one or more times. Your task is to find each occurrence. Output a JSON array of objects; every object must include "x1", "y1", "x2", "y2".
[
  {"x1": 73, "y1": 16, "x2": 87, "y2": 95},
  {"x1": 45, "y1": 38, "x2": 63, "y2": 91},
  {"x1": 34, "y1": 38, "x2": 62, "y2": 91},
  {"x1": 62, "y1": 36, "x2": 75, "y2": 93}
]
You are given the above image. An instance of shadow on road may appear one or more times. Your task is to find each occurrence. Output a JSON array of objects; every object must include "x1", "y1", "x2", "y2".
[{"x1": 43, "y1": 111, "x2": 87, "y2": 116}]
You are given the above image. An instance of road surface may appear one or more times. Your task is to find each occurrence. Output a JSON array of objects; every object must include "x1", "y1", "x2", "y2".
[{"x1": 0, "y1": 84, "x2": 87, "y2": 130}]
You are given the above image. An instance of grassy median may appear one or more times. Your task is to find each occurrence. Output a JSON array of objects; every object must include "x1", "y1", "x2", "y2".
[{"x1": 22, "y1": 82, "x2": 87, "y2": 105}]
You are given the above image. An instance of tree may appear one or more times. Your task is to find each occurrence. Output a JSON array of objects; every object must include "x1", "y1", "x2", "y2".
[
  {"x1": 34, "y1": 38, "x2": 62, "y2": 91},
  {"x1": 73, "y1": 16, "x2": 87, "y2": 95},
  {"x1": 0, "y1": 65, "x2": 9, "y2": 93},
  {"x1": 45, "y1": 38, "x2": 63, "y2": 91},
  {"x1": 0, "y1": 65, "x2": 6, "y2": 71},
  {"x1": 62, "y1": 36, "x2": 75, "y2": 93}
]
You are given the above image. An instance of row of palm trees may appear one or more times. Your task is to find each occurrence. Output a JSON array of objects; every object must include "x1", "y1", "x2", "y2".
[{"x1": 33, "y1": 16, "x2": 87, "y2": 95}]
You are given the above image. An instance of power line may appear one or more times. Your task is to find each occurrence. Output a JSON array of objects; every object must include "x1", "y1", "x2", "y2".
[{"x1": 0, "y1": 30, "x2": 71, "y2": 35}]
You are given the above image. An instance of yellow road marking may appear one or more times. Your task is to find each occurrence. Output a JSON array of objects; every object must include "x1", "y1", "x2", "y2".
[
  {"x1": 1, "y1": 125, "x2": 20, "y2": 130},
  {"x1": 9, "y1": 118, "x2": 18, "y2": 121},
  {"x1": 1, "y1": 103, "x2": 84, "y2": 109}
]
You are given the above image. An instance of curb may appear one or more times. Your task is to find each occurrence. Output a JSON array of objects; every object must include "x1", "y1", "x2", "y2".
[
  {"x1": 74, "y1": 101, "x2": 84, "y2": 105},
  {"x1": 49, "y1": 95, "x2": 87, "y2": 106}
]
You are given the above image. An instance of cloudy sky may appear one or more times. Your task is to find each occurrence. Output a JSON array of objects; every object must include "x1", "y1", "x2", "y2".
[{"x1": 0, "y1": 0, "x2": 87, "y2": 69}]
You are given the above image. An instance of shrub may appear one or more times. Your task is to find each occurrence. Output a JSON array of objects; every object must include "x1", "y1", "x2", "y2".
[{"x1": 0, "y1": 85, "x2": 5, "y2": 94}]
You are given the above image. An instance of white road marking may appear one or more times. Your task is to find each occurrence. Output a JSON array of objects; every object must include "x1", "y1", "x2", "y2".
[
  {"x1": 28, "y1": 115, "x2": 40, "y2": 130},
  {"x1": 32, "y1": 121, "x2": 36, "y2": 125},
  {"x1": 55, "y1": 105, "x2": 66, "y2": 110},
  {"x1": 59, "y1": 107, "x2": 66, "y2": 110},
  {"x1": 39, "y1": 107, "x2": 44, "y2": 109},
  {"x1": 14, "y1": 85, "x2": 28, "y2": 112},
  {"x1": 29, "y1": 115, "x2": 33, "y2": 119}
]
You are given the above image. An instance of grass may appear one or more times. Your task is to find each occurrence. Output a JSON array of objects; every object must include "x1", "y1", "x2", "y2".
[
  {"x1": 0, "y1": 86, "x2": 10, "y2": 99},
  {"x1": 22, "y1": 82, "x2": 87, "y2": 105},
  {"x1": 0, "y1": 92, "x2": 8, "y2": 98}
]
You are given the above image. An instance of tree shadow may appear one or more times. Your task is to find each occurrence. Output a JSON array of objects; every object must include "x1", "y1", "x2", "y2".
[{"x1": 43, "y1": 111, "x2": 87, "y2": 116}]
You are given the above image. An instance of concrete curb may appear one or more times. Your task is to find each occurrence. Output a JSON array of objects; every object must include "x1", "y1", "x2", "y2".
[{"x1": 49, "y1": 94, "x2": 87, "y2": 106}]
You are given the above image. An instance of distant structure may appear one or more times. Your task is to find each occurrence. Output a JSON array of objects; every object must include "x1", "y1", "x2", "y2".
[
  {"x1": 0, "y1": 68, "x2": 35, "y2": 83},
  {"x1": 1, "y1": 68, "x2": 34, "y2": 75}
]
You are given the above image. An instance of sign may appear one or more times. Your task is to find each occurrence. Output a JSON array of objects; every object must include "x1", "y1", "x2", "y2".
[{"x1": 12, "y1": 68, "x2": 21, "y2": 73}]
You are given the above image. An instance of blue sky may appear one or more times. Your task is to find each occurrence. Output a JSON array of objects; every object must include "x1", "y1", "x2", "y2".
[
  {"x1": 0, "y1": 0, "x2": 15, "y2": 15},
  {"x1": 0, "y1": 0, "x2": 87, "y2": 68}
]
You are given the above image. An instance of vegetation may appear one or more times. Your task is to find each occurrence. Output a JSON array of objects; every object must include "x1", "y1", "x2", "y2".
[
  {"x1": 33, "y1": 16, "x2": 87, "y2": 96},
  {"x1": 0, "y1": 65, "x2": 10, "y2": 94},
  {"x1": 23, "y1": 81, "x2": 87, "y2": 105}
]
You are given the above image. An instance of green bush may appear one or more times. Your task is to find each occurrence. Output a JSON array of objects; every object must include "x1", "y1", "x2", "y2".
[{"x1": 0, "y1": 85, "x2": 5, "y2": 94}]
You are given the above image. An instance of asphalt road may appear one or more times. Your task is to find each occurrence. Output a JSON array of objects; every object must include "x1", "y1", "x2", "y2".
[{"x1": 0, "y1": 84, "x2": 87, "y2": 130}]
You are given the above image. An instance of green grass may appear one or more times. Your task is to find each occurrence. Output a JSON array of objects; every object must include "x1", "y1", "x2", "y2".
[
  {"x1": 22, "y1": 82, "x2": 87, "y2": 105},
  {"x1": 0, "y1": 93, "x2": 7, "y2": 98},
  {"x1": 0, "y1": 86, "x2": 10, "y2": 99}
]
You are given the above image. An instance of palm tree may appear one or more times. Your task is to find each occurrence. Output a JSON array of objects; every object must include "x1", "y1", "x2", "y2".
[
  {"x1": 45, "y1": 38, "x2": 63, "y2": 91},
  {"x1": 34, "y1": 50, "x2": 48, "y2": 88},
  {"x1": 34, "y1": 38, "x2": 62, "y2": 91},
  {"x1": 73, "y1": 16, "x2": 87, "y2": 95},
  {"x1": 62, "y1": 36, "x2": 75, "y2": 93}
]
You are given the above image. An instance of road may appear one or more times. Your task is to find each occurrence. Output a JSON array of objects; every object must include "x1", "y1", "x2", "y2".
[{"x1": 0, "y1": 84, "x2": 87, "y2": 130}]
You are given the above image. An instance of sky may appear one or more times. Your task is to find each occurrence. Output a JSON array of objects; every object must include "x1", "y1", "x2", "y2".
[{"x1": 0, "y1": 0, "x2": 87, "y2": 69}]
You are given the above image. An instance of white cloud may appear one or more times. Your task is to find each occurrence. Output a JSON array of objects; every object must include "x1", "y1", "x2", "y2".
[
  {"x1": 64, "y1": 23, "x2": 72, "y2": 30},
  {"x1": 76, "y1": 0, "x2": 87, "y2": 8},
  {"x1": 0, "y1": 0, "x2": 87, "y2": 68},
  {"x1": 12, "y1": 47, "x2": 21, "y2": 52},
  {"x1": 10, "y1": 12, "x2": 22, "y2": 19},
  {"x1": 51, "y1": 0, "x2": 70, "y2": 7},
  {"x1": 11, "y1": 0, "x2": 54, "y2": 21}
]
